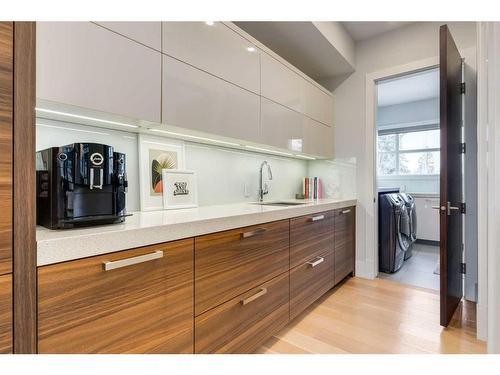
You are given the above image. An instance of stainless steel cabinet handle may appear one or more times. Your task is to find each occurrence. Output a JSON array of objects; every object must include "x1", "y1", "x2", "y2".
[
  {"x1": 241, "y1": 228, "x2": 266, "y2": 239},
  {"x1": 341, "y1": 209, "x2": 351, "y2": 214},
  {"x1": 103, "y1": 250, "x2": 163, "y2": 271},
  {"x1": 241, "y1": 287, "x2": 267, "y2": 305},
  {"x1": 307, "y1": 256, "x2": 325, "y2": 267},
  {"x1": 309, "y1": 214, "x2": 325, "y2": 222},
  {"x1": 432, "y1": 202, "x2": 460, "y2": 215}
]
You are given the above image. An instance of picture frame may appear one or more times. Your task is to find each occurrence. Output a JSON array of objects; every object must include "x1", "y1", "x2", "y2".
[
  {"x1": 162, "y1": 169, "x2": 198, "y2": 210},
  {"x1": 138, "y1": 134, "x2": 186, "y2": 211}
]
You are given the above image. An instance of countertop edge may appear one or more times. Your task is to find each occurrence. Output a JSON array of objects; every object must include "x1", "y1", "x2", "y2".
[{"x1": 37, "y1": 199, "x2": 356, "y2": 266}]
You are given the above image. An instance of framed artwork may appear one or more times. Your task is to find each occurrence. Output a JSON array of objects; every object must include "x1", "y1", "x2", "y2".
[
  {"x1": 162, "y1": 169, "x2": 198, "y2": 210},
  {"x1": 138, "y1": 134, "x2": 186, "y2": 211}
]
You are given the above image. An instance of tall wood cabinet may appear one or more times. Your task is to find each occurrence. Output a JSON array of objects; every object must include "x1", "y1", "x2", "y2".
[{"x1": 0, "y1": 21, "x2": 13, "y2": 354}]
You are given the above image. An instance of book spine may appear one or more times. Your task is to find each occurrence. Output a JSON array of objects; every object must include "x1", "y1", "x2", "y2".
[{"x1": 305, "y1": 177, "x2": 309, "y2": 199}]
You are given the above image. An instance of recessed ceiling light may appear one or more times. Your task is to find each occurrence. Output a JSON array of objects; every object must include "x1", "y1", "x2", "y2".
[
  {"x1": 35, "y1": 108, "x2": 139, "y2": 128},
  {"x1": 246, "y1": 47, "x2": 256, "y2": 52},
  {"x1": 205, "y1": 21, "x2": 215, "y2": 26}
]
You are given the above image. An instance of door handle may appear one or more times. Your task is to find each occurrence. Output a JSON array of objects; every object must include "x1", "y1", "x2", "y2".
[
  {"x1": 241, "y1": 288, "x2": 267, "y2": 305},
  {"x1": 432, "y1": 202, "x2": 460, "y2": 215},
  {"x1": 307, "y1": 256, "x2": 325, "y2": 267},
  {"x1": 341, "y1": 209, "x2": 351, "y2": 214},
  {"x1": 103, "y1": 250, "x2": 163, "y2": 271},
  {"x1": 308, "y1": 214, "x2": 325, "y2": 222},
  {"x1": 241, "y1": 228, "x2": 267, "y2": 239}
]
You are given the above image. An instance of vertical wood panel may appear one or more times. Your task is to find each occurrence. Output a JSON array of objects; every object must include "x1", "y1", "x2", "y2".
[
  {"x1": 0, "y1": 22, "x2": 13, "y2": 277},
  {"x1": 0, "y1": 274, "x2": 12, "y2": 353},
  {"x1": 13, "y1": 22, "x2": 37, "y2": 354}
]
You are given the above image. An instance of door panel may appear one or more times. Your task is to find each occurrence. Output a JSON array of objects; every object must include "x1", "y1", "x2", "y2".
[{"x1": 439, "y1": 24, "x2": 464, "y2": 327}]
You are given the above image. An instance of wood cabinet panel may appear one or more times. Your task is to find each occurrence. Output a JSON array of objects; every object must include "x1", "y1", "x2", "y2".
[
  {"x1": 162, "y1": 22, "x2": 260, "y2": 94},
  {"x1": 94, "y1": 22, "x2": 161, "y2": 51},
  {"x1": 38, "y1": 239, "x2": 194, "y2": 354},
  {"x1": 290, "y1": 210, "x2": 335, "y2": 269},
  {"x1": 195, "y1": 272, "x2": 289, "y2": 353},
  {"x1": 162, "y1": 55, "x2": 260, "y2": 142},
  {"x1": 194, "y1": 219, "x2": 289, "y2": 316},
  {"x1": 334, "y1": 207, "x2": 355, "y2": 285},
  {"x1": 0, "y1": 273, "x2": 12, "y2": 354},
  {"x1": 290, "y1": 249, "x2": 334, "y2": 320},
  {"x1": 0, "y1": 22, "x2": 13, "y2": 276},
  {"x1": 36, "y1": 22, "x2": 161, "y2": 123}
]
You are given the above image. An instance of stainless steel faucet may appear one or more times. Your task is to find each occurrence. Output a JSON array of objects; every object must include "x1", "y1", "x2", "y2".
[{"x1": 258, "y1": 161, "x2": 273, "y2": 202}]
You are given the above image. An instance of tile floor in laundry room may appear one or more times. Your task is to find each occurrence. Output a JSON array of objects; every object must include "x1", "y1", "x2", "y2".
[{"x1": 378, "y1": 243, "x2": 440, "y2": 290}]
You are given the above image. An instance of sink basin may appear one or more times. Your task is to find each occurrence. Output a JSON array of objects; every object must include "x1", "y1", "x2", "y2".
[{"x1": 253, "y1": 201, "x2": 307, "y2": 207}]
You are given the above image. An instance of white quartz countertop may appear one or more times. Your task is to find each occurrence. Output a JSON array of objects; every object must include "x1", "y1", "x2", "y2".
[{"x1": 36, "y1": 198, "x2": 356, "y2": 266}]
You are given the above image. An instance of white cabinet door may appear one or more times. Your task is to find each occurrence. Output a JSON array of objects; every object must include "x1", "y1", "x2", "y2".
[
  {"x1": 37, "y1": 22, "x2": 161, "y2": 123},
  {"x1": 162, "y1": 55, "x2": 260, "y2": 142},
  {"x1": 303, "y1": 118, "x2": 334, "y2": 158},
  {"x1": 260, "y1": 98, "x2": 304, "y2": 152},
  {"x1": 261, "y1": 53, "x2": 304, "y2": 113},
  {"x1": 162, "y1": 22, "x2": 260, "y2": 94},
  {"x1": 93, "y1": 22, "x2": 161, "y2": 51},
  {"x1": 303, "y1": 80, "x2": 334, "y2": 126}
]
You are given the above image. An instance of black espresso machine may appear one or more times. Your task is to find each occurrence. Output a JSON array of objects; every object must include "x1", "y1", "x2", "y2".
[{"x1": 36, "y1": 143, "x2": 129, "y2": 229}]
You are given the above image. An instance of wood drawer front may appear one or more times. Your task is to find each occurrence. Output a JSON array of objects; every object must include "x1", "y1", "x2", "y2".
[
  {"x1": 195, "y1": 219, "x2": 289, "y2": 315},
  {"x1": 38, "y1": 239, "x2": 194, "y2": 354},
  {"x1": 334, "y1": 207, "x2": 355, "y2": 285},
  {"x1": 195, "y1": 272, "x2": 289, "y2": 353},
  {"x1": 0, "y1": 273, "x2": 12, "y2": 354},
  {"x1": 290, "y1": 210, "x2": 334, "y2": 269},
  {"x1": 290, "y1": 250, "x2": 334, "y2": 320}
]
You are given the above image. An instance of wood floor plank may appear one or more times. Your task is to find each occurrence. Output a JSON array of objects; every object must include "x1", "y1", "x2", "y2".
[{"x1": 258, "y1": 277, "x2": 486, "y2": 354}]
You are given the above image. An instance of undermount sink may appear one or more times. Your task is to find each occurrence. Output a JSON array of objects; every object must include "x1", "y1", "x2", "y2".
[{"x1": 253, "y1": 201, "x2": 307, "y2": 207}]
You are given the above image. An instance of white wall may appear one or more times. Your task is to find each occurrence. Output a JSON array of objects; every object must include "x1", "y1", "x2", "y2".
[
  {"x1": 413, "y1": 195, "x2": 440, "y2": 242},
  {"x1": 333, "y1": 22, "x2": 477, "y2": 278},
  {"x1": 377, "y1": 97, "x2": 439, "y2": 129},
  {"x1": 36, "y1": 119, "x2": 309, "y2": 211},
  {"x1": 307, "y1": 158, "x2": 357, "y2": 199}
]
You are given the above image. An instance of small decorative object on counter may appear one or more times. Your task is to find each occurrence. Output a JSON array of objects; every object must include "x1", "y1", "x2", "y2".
[
  {"x1": 302, "y1": 177, "x2": 321, "y2": 199},
  {"x1": 162, "y1": 169, "x2": 198, "y2": 210},
  {"x1": 138, "y1": 134, "x2": 185, "y2": 211}
]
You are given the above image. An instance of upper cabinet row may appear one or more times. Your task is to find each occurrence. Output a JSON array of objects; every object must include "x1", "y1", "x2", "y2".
[{"x1": 36, "y1": 22, "x2": 334, "y2": 158}]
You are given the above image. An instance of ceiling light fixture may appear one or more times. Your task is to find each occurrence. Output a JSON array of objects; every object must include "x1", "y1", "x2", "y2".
[
  {"x1": 149, "y1": 128, "x2": 241, "y2": 146},
  {"x1": 35, "y1": 108, "x2": 139, "y2": 128},
  {"x1": 244, "y1": 145, "x2": 293, "y2": 157}
]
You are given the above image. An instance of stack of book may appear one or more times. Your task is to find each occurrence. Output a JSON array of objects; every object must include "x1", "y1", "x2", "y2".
[{"x1": 302, "y1": 177, "x2": 321, "y2": 199}]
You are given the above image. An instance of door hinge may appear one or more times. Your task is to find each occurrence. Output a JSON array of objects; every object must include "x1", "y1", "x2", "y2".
[
  {"x1": 460, "y1": 142, "x2": 466, "y2": 154},
  {"x1": 460, "y1": 202, "x2": 466, "y2": 214},
  {"x1": 460, "y1": 262, "x2": 466, "y2": 274},
  {"x1": 460, "y1": 82, "x2": 466, "y2": 94}
]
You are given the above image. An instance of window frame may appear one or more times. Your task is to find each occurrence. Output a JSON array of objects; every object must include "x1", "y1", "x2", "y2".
[{"x1": 377, "y1": 126, "x2": 441, "y2": 177}]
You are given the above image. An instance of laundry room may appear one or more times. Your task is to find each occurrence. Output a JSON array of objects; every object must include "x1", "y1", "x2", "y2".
[{"x1": 376, "y1": 68, "x2": 442, "y2": 290}]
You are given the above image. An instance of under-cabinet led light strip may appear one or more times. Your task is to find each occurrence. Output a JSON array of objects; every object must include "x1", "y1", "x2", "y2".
[
  {"x1": 244, "y1": 145, "x2": 293, "y2": 157},
  {"x1": 35, "y1": 108, "x2": 139, "y2": 129},
  {"x1": 148, "y1": 128, "x2": 241, "y2": 146}
]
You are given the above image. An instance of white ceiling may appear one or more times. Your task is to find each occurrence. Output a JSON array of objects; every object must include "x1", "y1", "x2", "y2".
[
  {"x1": 377, "y1": 68, "x2": 439, "y2": 107},
  {"x1": 341, "y1": 22, "x2": 412, "y2": 42}
]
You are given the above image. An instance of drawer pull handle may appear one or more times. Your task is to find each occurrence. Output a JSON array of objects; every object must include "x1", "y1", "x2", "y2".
[
  {"x1": 307, "y1": 256, "x2": 325, "y2": 267},
  {"x1": 241, "y1": 287, "x2": 268, "y2": 305},
  {"x1": 103, "y1": 250, "x2": 163, "y2": 271},
  {"x1": 309, "y1": 214, "x2": 325, "y2": 222},
  {"x1": 341, "y1": 209, "x2": 351, "y2": 214},
  {"x1": 241, "y1": 228, "x2": 267, "y2": 239}
]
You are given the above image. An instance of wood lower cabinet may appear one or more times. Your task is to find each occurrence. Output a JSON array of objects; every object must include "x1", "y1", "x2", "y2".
[
  {"x1": 334, "y1": 207, "x2": 356, "y2": 285},
  {"x1": 290, "y1": 210, "x2": 335, "y2": 269},
  {"x1": 195, "y1": 272, "x2": 289, "y2": 353},
  {"x1": 38, "y1": 239, "x2": 194, "y2": 354},
  {"x1": 0, "y1": 274, "x2": 12, "y2": 354},
  {"x1": 290, "y1": 250, "x2": 334, "y2": 320},
  {"x1": 194, "y1": 219, "x2": 289, "y2": 316}
]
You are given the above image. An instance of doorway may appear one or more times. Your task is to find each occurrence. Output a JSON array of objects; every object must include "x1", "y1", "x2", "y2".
[{"x1": 375, "y1": 68, "x2": 441, "y2": 290}]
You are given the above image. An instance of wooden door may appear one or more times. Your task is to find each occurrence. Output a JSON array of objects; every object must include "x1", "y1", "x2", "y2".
[{"x1": 439, "y1": 24, "x2": 464, "y2": 327}]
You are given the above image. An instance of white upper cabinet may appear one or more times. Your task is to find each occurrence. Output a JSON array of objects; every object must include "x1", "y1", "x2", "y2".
[
  {"x1": 261, "y1": 53, "x2": 304, "y2": 114},
  {"x1": 261, "y1": 52, "x2": 333, "y2": 127},
  {"x1": 260, "y1": 98, "x2": 304, "y2": 152},
  {"x1": 37, "y1": 22, "x2": 161, "y2": 123},
  {"x1": 162, "y1": 56, "x2": 260, "y2": 142},
  {"x1": 93, "y1": 22, "x2": 162, "y2": 51},
  {"x1": 162, "y1": 22, "x2": 260, "y2": 94},
  {"x1": 302, "y1": 118, "x2": 334, "y2": 158}
]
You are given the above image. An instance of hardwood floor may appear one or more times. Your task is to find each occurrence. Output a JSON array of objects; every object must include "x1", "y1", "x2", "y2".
[{"x1": 257, "y1": 277, "x2": 486, "y2": 354}]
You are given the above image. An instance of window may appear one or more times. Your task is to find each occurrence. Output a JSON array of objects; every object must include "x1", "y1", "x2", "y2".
[{"x1": 377, "y1": 129, "x2": 440, "y2": 176}]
